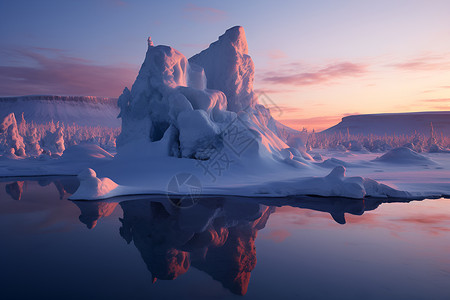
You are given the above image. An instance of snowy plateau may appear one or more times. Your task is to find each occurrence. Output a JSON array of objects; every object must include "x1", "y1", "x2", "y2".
[{"x1": 0, "y1": 26, "x2": 449, "y2": 201}]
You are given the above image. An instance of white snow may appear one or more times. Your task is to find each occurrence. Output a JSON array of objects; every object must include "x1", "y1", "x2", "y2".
[
  {"x1": 374, "y1": 147, "x2": 436, "y2": 165},
  {"x1": 70, "y1": 168, "x2": 118, "y2": 199}
]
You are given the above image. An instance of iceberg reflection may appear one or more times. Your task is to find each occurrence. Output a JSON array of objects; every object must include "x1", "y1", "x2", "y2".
[{"x1": 118, "y1": 198, "x2": 274, "y2": 295}]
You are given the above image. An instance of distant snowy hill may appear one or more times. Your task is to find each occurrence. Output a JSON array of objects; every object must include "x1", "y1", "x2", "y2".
[
  {"x1": 322, "y1": 112, "x2": 450, "y2": 136},
  {"x1": 0, "y1": 95, "x2": 120, "y2": 127}
]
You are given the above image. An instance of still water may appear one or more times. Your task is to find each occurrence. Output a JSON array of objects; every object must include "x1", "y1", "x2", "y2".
[{"x1": 0, "y1": 177, "x2": 449, "y2": 300}]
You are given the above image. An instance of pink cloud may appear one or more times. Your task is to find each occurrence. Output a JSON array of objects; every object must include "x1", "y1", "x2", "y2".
[
  {"x1": 390, "y1": 55, "x2": 450, "y2": 71},
  {"x1": 420, "y1": 98, "x2": 450, "y2": 103},
  {"x1": 183, "y1": 3, "x2": 227, "y2": 23},
  {"x1": 416, "y1": 98, "x2": 450, "y2": 110},
  {"x1": 0, "y1": 47, "x2": 137, "y2": 97},
  {"x1": 253, "y1": 88, "x2": 295, "y2": 94},
  {"x1": 262, "y1": 62, "x2": 367, "y2": 86}
]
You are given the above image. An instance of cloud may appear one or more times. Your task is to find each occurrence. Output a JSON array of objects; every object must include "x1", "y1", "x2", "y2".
[
  {"x1": 0, "y1": 47, "x2": 137, "y2": 97},
  {"x1": 390, "y1": 55, "x2": 450, "y2": 71},
  {"x1": 253, "y1": 88, "x2": 295, "y2": 94},
  {"x1": 417, "y1": 98, "x2": 450, "y2": 110},
  {"x1": 183, "y1": 3, "x2": 227, "y2": 23},
  {"x1": 420, "y1": 98, "x2": 450, "y2": 103},
  {"x1": 430, "y1": 106, "x2": 450, "y2": 110},
  {"x1": 262, "y1": 62, "x2": 367, "y2": 86}
]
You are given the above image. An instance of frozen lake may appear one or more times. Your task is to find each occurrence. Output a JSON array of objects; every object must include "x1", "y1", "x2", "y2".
[{"x1": 1, "y1": 177, "x2": 449, "y2": 300}]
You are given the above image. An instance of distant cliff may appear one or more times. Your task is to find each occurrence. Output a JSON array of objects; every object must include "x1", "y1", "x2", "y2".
[
  {"x1": 0, "y1": 95, "x2": 120, "y2": 128},
  {"x1": 322, "y1": 111, "x2": 450, "y2": 136}
]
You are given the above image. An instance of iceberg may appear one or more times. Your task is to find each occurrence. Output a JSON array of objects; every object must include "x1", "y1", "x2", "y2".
[{"x1": 69, "y1": 26, "x2": 438, "y2": 201}]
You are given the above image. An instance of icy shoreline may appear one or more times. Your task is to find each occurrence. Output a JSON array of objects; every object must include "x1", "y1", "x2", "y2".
[{"x1": 5, "y1": 147, "x2": 447, "y2": 201}]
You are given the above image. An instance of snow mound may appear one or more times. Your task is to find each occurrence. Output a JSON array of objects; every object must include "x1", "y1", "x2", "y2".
[
  {"x1": 70, "y1": 168, "x2": 118, "y2": 200},
  {"x1": 374, "y1": 147, "x2": 435, "y2": 165},
  {"x1": 316, "y1": 158, "x2": 352, "y2": 168},
  {"x1": 257, "y1": 166, "x2": 410, "y2": 199}
]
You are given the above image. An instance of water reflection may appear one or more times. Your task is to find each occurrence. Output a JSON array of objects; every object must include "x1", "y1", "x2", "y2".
[
  {"x1": 1, "y1": 177, "x2": 80, "y2": 202},
  {"x1": 5, "y1": 181, "x2": 24, "y2": 200},
  {"x1": 74, "y1": 201, "x2": 118, "y2": 229},
  {"x1": 260, "y1": 196, "x2": 384, "y2": 225},
  {"x1": 1, "y1": 177, "x2": 447, "y2": 297},
  {"x1": 119, "y1": 198, "x2": 273, "y2": 295}
]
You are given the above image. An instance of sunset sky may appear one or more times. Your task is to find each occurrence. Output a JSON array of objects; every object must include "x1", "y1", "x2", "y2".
[{"x1": 1, "y1": 0, "x2": 449, "y2": 130}]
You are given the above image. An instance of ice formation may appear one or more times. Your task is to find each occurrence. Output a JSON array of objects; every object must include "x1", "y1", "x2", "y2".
[{"x1": 116, "y1": 26, "x2": 306, "y2": 167}]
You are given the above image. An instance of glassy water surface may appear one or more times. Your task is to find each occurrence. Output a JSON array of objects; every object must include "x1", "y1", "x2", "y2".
[{"x1": 1, "y1": 177, "x2": 449, "y2": 300}]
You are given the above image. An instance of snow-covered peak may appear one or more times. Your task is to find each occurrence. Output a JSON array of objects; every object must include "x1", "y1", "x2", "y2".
[
  {"x1": 218, "y1": 25, "x2": 248, "y2": 55},
  {"x1": 139, "y1": 45, "x2": 188, "y2": 90},
  {"x1": 189, "y1": 26, "x2": 255, "y2": 112}
]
